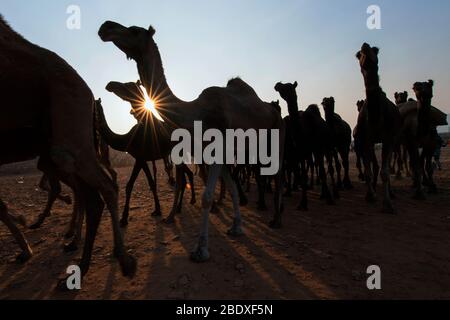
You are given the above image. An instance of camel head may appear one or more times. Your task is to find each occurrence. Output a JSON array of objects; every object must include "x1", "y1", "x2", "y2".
[
  {"x1": 321, "y1": 97, "x2": 335, "y2": 114},
  {"x1": 106, "y1": 81, "x2": 148, "y2": 121},
  {"x1": 356, "y1": 100, "x2": 365, "y2": 112},
  {"x1": 99, "y1": 21, "x2": 161, "y2": 96},
  {"x1": 274, "y1": 82, "x2": 298, "y2": 104},
  {"x1": 413, "y1": 80, "x2": 434, "y2": 105},
  {"x1": 356, "y1": 43, "x2": 379, "y2": 76},
  {"x1": 394, "y1": 91, "x2": 408, "y2": 105}
]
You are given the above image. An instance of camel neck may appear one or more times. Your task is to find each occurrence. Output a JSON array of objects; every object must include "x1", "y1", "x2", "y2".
[
  {"x1": 138, "y1": 41, "x2": 183, "y2": 105},
  {"x1": 286, "y1": 99, "x2": 299, "y2": 115},
  {"x1": 364, "y1": 72, "x2": 381, "y2": 98}
]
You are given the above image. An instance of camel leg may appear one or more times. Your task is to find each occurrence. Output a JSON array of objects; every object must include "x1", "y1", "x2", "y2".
[
  {"x1": 77, "y1": 160, "x2": 136, "y2": 278},
  {"x1": 317, "y1": 152, "x2": 334, "y2": 205},
  {"x1": 217, "y1": 178, "x2": 226, "y2": 205},
  {"x1": 176, "y1": 173, "x2": 186, "y2": 213},
  {"x1": 64, "y1": 187, "x2": 84, "y2": 252},
  {"x1": 142, "y1": 162, "x2": 162, "y2": 217},
  {"x1": 255, "y1": 168, "x2": 268, "y2": 211},
  {"x1": 184, "y1": 166, "x2": 197, "y2": 205},
  {"x1": 363, "y1": 145, "x2": 376, "y2": 203},
  {"x1": 424, "y1": 148, "x2": 437, "y2": 194},
  {"x1": 284, "y1": 167, "x2": 293, "y2": 197},
  {"x1": 191, "y1": 164, "x2": 223, "y2": 263},
  {"x1": 121, "y1": 162, "x2": 142, "y2": 227},
  {"x1": 232, "y1": 166, "x2": 248, "y2": 206},
  {"x1": 333, "y1": 150, "x2": 343, "y2": 190},
  {"x1": 222, "y1": 166, "x2": 244, "y2": 237},
  {"x1": 408, "y1": 143, "x2": 425, "y2": 200},
  {"x1": 371, "y1": 149, "x2": 380, "y2": 191},
  {"x1": 327, "y1": 152, "x2": 340, "y2": 199},
  {"x1": 298, "y1": 158, "x2": 308, "y2": 211},
  {"x1": 164, "y1": 157, "x2": 175, "y2": 186},
  {"x1": 340, "y1": 147, "x2": 353, "y2": 189},
  {"x1": 29, "y1": 174, "x2": 61, "y2": 230},
  {"x1": 381, "y1": 144, "x2": 396, "y2": 214},
  {"x1": 356, "y1": 153, "x2": 365, "y2": 181},
  {"x1": 164, "y1": 165, "x2": 185, "y2": 224},
  {"x1": 0, "y1": 199, "x2": 33, "y2": 263}
]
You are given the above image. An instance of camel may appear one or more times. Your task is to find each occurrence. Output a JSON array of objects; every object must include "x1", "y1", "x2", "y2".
[
  {"x1": 275, "y1": 82, "x2": 337, "y2": 211},
  {"x1": 0, "y1": 15, "x2": 135, "y2": 279},
  {"x1": 398, "y1": 80, "x2": 448, "y2": 195},
  {"x1": 96, "y1": 82, "x2": 196, "y2": 225},
  {"x1": 354, "y1": 100, "x2": 369, "y2": 181},
  {"x1": 355, "y1": 43, "x2": 401, "y2": 213},
  {"x1": 321, "y1": 97, "x2": 353, "y2": 189},
  {"x1": 29, "y1": 109, "x2": 117, "y2": 235},
  {"x1": 98, "y1": 21, "x2": 285, "y2": 262},
  {"x1": 391, "y1": 91, "x2": 410, "y2": 178}
]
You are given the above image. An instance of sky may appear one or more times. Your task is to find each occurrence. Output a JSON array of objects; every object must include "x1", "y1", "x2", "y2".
[{"x1": 2, "y1": 0, "x2": 450, "y2": 133}]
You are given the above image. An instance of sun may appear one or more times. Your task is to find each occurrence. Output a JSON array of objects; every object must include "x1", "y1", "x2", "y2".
[{"x1": 140, "y1": 85, "x2": 164, "y2": 122}]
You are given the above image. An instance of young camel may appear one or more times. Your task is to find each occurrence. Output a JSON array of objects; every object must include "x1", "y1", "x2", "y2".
[
  {"x1": 321, "y1": 97, "x2": 353, "y2": 190},
  {"x1": 98, "y1": 21, "x2": 285, "y2": 262},
  {"x1": 0, "y1": 15, "x2": 136, "y2": 278},
  {"x1": 97, "y1": 81, "x2": 196, "y2": 225},
  {"x1": 355, "y1": 43, "x2": 401, "y2": 213}
]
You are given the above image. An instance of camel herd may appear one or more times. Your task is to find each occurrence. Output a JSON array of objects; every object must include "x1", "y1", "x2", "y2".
[{"x1": 1, "y1": 17, "x2": 448, "y2": 286}]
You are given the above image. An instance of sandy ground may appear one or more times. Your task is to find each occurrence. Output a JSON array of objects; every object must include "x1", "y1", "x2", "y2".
[{"x1": 1, "y1": 149, "x2": 450, "y2": 300}]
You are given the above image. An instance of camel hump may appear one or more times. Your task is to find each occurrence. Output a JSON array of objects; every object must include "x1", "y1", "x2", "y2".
[
  {"x1": 398, "y1": 100, "x2": 418, "y2": 118},
  {"x1": 305, "y1": 104, "x2": 321, "y2": 118},
  {"x1": 226, "y1": 77, "x2": 258, "y2": 97}
]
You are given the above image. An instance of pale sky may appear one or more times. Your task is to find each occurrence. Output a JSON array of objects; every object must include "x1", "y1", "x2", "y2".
[{"x1": 2, "y1": 0, "x2": 450, "y2": 133}]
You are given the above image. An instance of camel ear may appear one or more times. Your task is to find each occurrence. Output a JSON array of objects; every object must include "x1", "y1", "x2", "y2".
[
  {"x1": 372, "y1": 47, "x2": 379, "y2": 55},
  {"x1": 404, "y1": 91, "x2": 408, "y2": 98},
  {"x1": 356, "y1": 51, "x2": 361, "y2": 59},
  {"x1": 293, "y1": 81, "x2": 298, "y2": 88},
  {"x1": 394, "y1": 92, "x2": 398, "y2": 98},
  {"x1": 98, "y1": 98, "x2": 102, "y2": 103},
  {"x1": 428, "y1": 79, "x2": 434, "y2": 87},
  {"x1": 148, "y1": 25, "x2": 155, "y2": 36}
]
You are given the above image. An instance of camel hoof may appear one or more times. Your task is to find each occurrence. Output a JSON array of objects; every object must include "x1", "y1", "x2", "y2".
[
  {"x1": 336, "y1": 181, "x2": 343, "y2": 190},
  {"x1": 190, "y1": 248, "x2": 210, "y2": 263},
  {"x1": 16, "y1": 215, "x2": 27, "y2": 227},
  {"x1": 343, "y1": 180, "x2": 353, "y2": 190},
  {"x1": 358, "y1": 174, "x2": 365, "y2": 182},
  {"x1": 239, "y1": 197, "x2": 248, "y2": 207},
  {"x1": 327, "y1": 199, "x2": 336, "y2": 206},
  {"x1": 269, "y1": 219, "x2": 282, "y2": 229},
  {"x1": 119, "y1": 254, "x2": 137, "y2": 278},
  {"x1": 16, "y1": 251, "x2": 32, "y2": 264},
  {"x1": 64, "y1": 241, "x2": 78, "y2": 253},
  {"x1": 382, "y1": 202, "x2": 397, "y2": 215},
  {"x1": 413, "y1": 191, "x2": 426, "y2": 201},
  {"x1": 190, "y1": 198, "x2": 197, "y2": 205},
  {"x1": 428, "y1": 185, "x2": 438, "y2": 194},
  {"x1": 284, "y1": 192, "x2": 293, "y2": 198},
  {"x1": 227, "y1": 224, "x2": 244, "y2": 237},
  {"x1": 29, "y1": 220, "x2": 44, "y2": 230},
  {"x1": 210, "y1": 204, "x2": 220, "y2": 214},
  {"x1": 151, "y1": 209, "x2": 162, "y2": 217},
  {"x1": 163, "y1": 216, "x2": 176, "y2": 225},
  {"x1": 365, "y1": 193, "x2": 377, "y2": 203},
  {"x1": 257, "y1": 203, "x2": 268, "y2": 211},
  {"x1": 119, "y1": 218, "x2": 129, "y2": 228},
  {"x1": 297, "y1": 205, "x2": 308, "y2": 211}
]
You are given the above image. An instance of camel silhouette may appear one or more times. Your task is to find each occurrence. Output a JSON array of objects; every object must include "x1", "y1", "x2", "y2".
[
  {"x1": 275, "y1": 82, "x2": 337, "y2": 211},
  {"x1": 97, "y1": 82, "x2": 197, "y2": 225},
  {"x1": 321, "y1": 97, "x2": 353, "y2": 190},
  {"x1": 0, "y1": 15, "x2": 136, "y2": 279},
  {"x1": 355, "y1": 43, "x2": 401, "y2": 214},
  {"x1": 98, "y1": 21, "x2": 285, "y2": 263}
]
